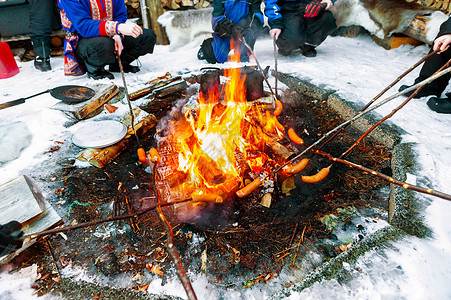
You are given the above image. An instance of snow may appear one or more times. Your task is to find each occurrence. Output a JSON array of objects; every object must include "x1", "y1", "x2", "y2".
[{"x1": 1, "y1": 11, "x2": 451, "y2": 300}]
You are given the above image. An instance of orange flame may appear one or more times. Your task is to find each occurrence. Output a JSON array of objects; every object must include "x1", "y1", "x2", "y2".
[{"x1": 172, "y1": 42, "x2": 279, "y2": 193}]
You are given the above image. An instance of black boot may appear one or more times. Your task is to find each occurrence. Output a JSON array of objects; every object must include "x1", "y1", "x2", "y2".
[
  {"x1": 32, "y1": 39, "x2": 51, "y2": 72},
  {"x1": 34, "y1": 56, "x2": 52, "y2": 72},
  {"x1": 109, "y1": 62, "x2": 140, "y2": 73},
  {"x1": 427, "y1": 96, "x2": 451, "y2": 114},
  {"x1": 85, "y1": 62, "x2": 114, "y2": 80},
  {"x1": 300, "y1": 44, "x2": 317, "y2": 57},
  {"x1": 87, "y1": 68, "x2": 115, "y2": 80}
]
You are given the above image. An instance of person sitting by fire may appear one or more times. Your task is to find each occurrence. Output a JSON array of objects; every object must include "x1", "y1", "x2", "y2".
[
  {"x1": 398, "y1": 17, "x2": 451, "y2": 114},
  {"x1": 264, "y1": 0, "x2": 337, "y2": 57},
  {"x1": 197, "y1": 0, "x2": 264, "y2": 64},
  {"x1": 58, "y1": 0, "x2": 156, "y2": 80}
]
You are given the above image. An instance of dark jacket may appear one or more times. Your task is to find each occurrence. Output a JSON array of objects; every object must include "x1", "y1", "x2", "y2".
[{"x1": 264, "y1": 0, "x2": 337, "y2": 29}]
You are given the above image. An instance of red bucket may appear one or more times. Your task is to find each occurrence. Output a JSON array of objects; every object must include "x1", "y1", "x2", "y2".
[{"x1": 0, "y1": 42, "x2": 20, "y2": 79}]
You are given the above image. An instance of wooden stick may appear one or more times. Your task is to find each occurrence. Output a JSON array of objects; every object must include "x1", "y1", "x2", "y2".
[
  {"x1": 273, "y1": 65, "x2": 451, "y2": 174},
  {"x1": 340, "y1": 57, "x2": 451, "y2": 159},
  {"x1": 317, "y1": 49, "x2": 439, "y2": 151},
  {"x1": 151, "y1": 163, "x2": 198, "y2": 300},
  {"x1": 241, "y1": 37, "x2": 278, "y2": 102},
  {"x1": 20, "y1": 198, "x2": 191, "y2": 240},
  {"x1": 273, "y1": 36, "x2": 279, "y2": 99},
  {"x1": 291, "y1": 226, "x2": 306, "y2": 269},
  {"x1": 314, "y1": 149, "x2": 451, "y2": 201}
]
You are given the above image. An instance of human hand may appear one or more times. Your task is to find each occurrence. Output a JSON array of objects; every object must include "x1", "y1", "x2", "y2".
[
  {"x1": 117, "y1": 23, "x2": 143, "y2": 38},
  {"x1": 270, "y1": 28, "x2": 282, "y2": 40},
  {"x1": 433, "y1": 34, "x2": 451, "y2": 52},
  {"x1": 112, "y1": 35, "x2": 123, "y2": 56},
  {"x1": 321, "y1": 0, "x2": 334, "y2": 10}
]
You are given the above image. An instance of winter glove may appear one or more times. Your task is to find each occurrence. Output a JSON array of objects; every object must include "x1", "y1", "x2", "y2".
[
  {"x1": 215, "y1": 18, "x2": 241, "y2": 39},
  {"x1": 304, "y1": 1, "x2": 327, "y2": 18},
  {"x1": 0, "y1": 221, "x2": 23, "y2": 256}
]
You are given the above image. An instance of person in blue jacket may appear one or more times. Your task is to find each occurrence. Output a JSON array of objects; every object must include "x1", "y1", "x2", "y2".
[
  {"x1": 265, "y1": 0, "x2": 337, "y2": 57},
  {"x1": 58, "y1": 0, "x2": 156, "y2": 80},
  {"x1": 197, "y1": 0, "x2": 264, "y2": 64}
]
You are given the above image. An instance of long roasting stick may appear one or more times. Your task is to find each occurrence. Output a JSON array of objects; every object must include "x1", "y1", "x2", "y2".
[
  {"x1": 338, "y1": 58, "x2": 451, "y2": 159},
  {"x1": 314, "y1": 149, "x2": 451, "y2": 201},
  {"x1": 241, "y1": 37, "x2": 278, "y2": 102},
  {"x1": 273, "y1": 65, "x2": 451, "y2": 174},
  {"x1": 317, "y1": 49, "x2": 440, "y2": 150},
  {"x1": 150, "y1": 161, "x2": 198, "y2": 300},
  {"x1": 273, "y1": 36, "x2": 279, "y2": 99}
]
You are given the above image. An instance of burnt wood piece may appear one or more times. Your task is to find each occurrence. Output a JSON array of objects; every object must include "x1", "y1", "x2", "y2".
[
  {"x1": 88, "y1": 114, "x2": 158, "y2": 168},
  {"x1": 234, "y1": 147, "x2": 252, "y2": 179},
  {"x1": 73, "y1": 85, "x2": 120, "y2": 120},
  {"x1": 244, "y1": 120, "x2": 295, "y2": 162},
  {"x1": 153, "y1": 80, "x2": 188, "y2": 98},
  {"x1": 77, "y1": 148, "x2": 101, "y2": 162},
  {"x1": 129, "y1": 72, "x2": 176, "y2": 101},
  {"x1": 196, "y1": 155, "x2": 225, "y2": 186}
]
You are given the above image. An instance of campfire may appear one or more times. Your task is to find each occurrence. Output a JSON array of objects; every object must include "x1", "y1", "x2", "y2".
[{"x1": 152, "y1": 51, "x2": 313, "y2": 224}]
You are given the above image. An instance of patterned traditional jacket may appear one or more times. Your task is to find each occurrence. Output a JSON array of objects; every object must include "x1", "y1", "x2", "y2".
[
  {"x1": 58, "y1": 0, "x2": 128, "y2": 74},
  {"x1": 58, "y1": 0, "x2": 127, "y2": 38}
]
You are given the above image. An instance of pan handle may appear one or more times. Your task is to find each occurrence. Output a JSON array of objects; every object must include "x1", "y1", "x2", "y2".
[
  {"x1": 0, "y1": 89, "x2": 51, "y2": 110},
  {"x1": 21, "y1": 89, "x2": 51, "y2": 101}
]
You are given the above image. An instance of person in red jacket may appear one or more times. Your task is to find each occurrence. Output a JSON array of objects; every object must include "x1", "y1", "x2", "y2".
[
  {"x1": 399, "y1": 17, "x2": 451, "y2": 114},
  {"x1": 58, "y1": 0, "x2": 156, "y2": 80}
]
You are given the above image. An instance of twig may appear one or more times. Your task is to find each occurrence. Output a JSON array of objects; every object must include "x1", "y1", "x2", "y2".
[
  {"x1": 314, "y1": 149, "x2": 451, "y2": 201},
  {"x1": 291, "y1": 226, "x2": 306, "y2": 269},
  {"x1": 151, "y1": 163, "x2": 198, "y2": 300},
  {"x1": 45, "y1": 238, "x2": 61, "y2": 278},
  {"x1": 288, "y1": 222, "x2": 298, "y2": 246},
  {"x1": 20, "y1": 198, "x2": 191, "y2": 240}
]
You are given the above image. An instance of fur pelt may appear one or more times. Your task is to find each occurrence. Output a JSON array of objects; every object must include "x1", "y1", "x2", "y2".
[{"x1": 360, "y1": 0, "x2": 437, "y2": 36}]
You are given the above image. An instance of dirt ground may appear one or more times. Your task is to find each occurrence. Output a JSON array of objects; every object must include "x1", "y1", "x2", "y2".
[{"x1": 4, "y1": 85, "x2": 391, "y2": 298}]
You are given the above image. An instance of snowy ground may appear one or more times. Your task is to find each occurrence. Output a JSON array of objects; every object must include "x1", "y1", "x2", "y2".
[{"x1": 1, "y1": 30, "x2": 451, "y2": 299}]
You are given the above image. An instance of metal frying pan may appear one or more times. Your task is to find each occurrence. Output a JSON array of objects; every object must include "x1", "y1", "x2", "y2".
[{"x1": 0, "y1": 85, "x2": 95, "y2": 110}]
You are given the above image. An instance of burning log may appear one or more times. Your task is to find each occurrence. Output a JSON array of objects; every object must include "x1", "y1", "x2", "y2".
[
  {"x1": 166, "y1": 171, "x2": 189, "y2": 188},
  {"x1": 262, "y1": 130, "x2": 294, "y2": 162},
  {"x1": 233, "y1": 147, "x2": 252, "y2": 179},
  {"x1": 197, "y1": 156, "x2": 225, "y2": 186}
]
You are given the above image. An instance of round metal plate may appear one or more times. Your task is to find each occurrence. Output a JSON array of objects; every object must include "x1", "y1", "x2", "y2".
[
  {"x1": 50, "y1": 85, "x2": 96, "y2": 103},
  {"x1": 72, "y1": 120, "x2": 127, "y2": 148}
]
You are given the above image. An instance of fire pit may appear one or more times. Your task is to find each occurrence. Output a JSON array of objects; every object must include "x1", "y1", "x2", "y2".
[{"x1": 10, "y1": 65, "x2": 428, "y2": 299}]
